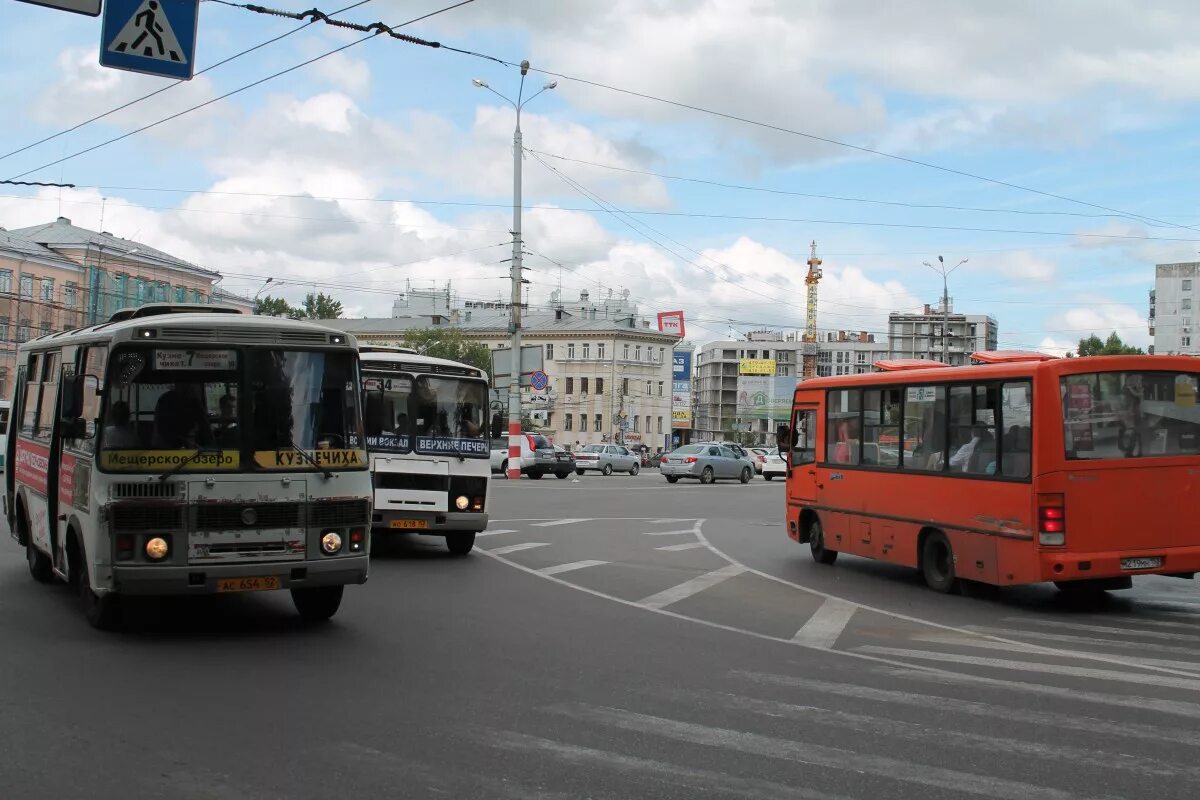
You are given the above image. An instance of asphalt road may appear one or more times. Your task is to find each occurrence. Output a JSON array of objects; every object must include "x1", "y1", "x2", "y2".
[{"x1": 2, "y1": 470, "x2": 1199, "y2": 799}]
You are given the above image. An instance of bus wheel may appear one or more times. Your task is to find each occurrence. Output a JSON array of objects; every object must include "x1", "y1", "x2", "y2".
[
  {"x1": 75, "y1": 557, "x2": 121, "y2": 630},
  {"x1": 21, "y1": 513, "x2": 52, "y2": 584},
  {"x1": 809, "y1": 518, "x2": 838, "y2": 565},
  {"x1": 292, "y1": 586, "x2": 344, "y2": 622},
  {"x1": 447, "y1": 533, "x2": 476, "y2": 556},
  {"x1": 921, "y1": 532, "x2": 958, "y2": 593}
]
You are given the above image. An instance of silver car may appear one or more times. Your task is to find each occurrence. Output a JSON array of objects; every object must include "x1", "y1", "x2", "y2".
[
  {"x1": 660, "y1": 443, "x2": 755, "y2": 484},
  {"x1": 574, "y1": 444, "x2": 641, "y2": 476}
]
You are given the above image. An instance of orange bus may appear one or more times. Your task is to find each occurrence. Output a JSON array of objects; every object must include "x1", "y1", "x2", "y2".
[{"x1": 777, "y1": 352, "x2": 1200, "y2": 594}]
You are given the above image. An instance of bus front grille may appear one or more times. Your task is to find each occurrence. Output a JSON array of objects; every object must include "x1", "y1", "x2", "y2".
[
  {"x1": 113, "y1": 482, "x2": 180, "y2": 500},
  {"x1": 375, "y1": 472, "x2": 448, "y2": 492},
  {"x1": 111, "y1": 505, "x2": 185, "y2": 532},
  {"x1": 311, "y1": 499, "x2": 370, "y2": 528},
  {"x1": 195, "y1": 503, "x2": 301, "y2": 531}
]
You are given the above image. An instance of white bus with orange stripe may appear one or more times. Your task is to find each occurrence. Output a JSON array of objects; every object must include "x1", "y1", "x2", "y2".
[{"x1": 4, "y1": 304, "x2": 373, "y2": 629}]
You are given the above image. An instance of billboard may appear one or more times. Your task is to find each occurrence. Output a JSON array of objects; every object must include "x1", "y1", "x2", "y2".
[
  {"x1": 735, "y1": 376, "x2": 795, "y2": 420},
  {"x1": 739, "y1": 358, "x2": 776, "y2": 376},
  {"x1": 671, "y1": 349, "x2": 693, "y2": 429},
  {"x1": 657, "y1": 310, "x2": 686, "y2": 338}
]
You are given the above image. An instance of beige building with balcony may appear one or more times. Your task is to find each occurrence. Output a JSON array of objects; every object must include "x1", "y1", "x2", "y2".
[{"x1": 0, "y1": 217, "x2": 228, "y2": 397}]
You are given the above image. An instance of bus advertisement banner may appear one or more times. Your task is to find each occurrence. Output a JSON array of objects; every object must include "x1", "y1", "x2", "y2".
[{"x1": 14, "y1": 440, "x2": 50, "y2": 494}]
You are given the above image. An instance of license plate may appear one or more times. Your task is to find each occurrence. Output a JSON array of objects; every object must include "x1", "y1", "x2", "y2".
[
  {"x1": 1121, "y1": 556, "x2": 1163, "y2": 570},
  {"x1": 216, "y1": 576, "x2": 281, "y2": 593},
  {"x1": 391, "y1": 519, "x2": 430, "y2": 530}
]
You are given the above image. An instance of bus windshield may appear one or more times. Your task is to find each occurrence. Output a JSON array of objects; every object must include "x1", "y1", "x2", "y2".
[
  {"x1": 1062, "y1": 370, "x2": 1200, "y2": 460},
  {"x1": 363, "y1": 372, "x2": 488, "y2": 457},
  {"x1": 99, "y1": 347, "x2": 364, "y2": 472}
]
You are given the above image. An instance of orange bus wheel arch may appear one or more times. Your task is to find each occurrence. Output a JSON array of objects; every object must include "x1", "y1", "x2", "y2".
[{"x1": 798, "y1": 509, "x2": 820, "y2": 544}]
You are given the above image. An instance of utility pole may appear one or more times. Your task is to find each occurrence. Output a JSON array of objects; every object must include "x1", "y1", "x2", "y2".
[
  {"x1": 473, "y1": 63, "x2": 556, "y2": 478},
  {"x1": 924, "y1": 255, "x2": 968, "y2": 364}
]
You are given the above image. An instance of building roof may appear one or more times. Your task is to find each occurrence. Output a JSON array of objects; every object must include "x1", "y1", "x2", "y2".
[
  {"x1": 8, "y1": 217, "x2": 217, "y2": 277},
  {"x1": 327, "y1": 312, "x2": 681, "y2": 340},
  {"x1": 0, "y1": 227, "x2": 77, "y2": 264}
]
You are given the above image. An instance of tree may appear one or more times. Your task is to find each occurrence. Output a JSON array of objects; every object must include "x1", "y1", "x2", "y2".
[
  {"x1": 255, "y1": 295, "x2": 295, "y2": 317},
  {"x1": 300, "y1": 292, "x2": 343, "y2": 320},
  {"x1": 399, "y1": 327, "x2": 493, "y2": 375},
  {"x1": 1076, "y1": 331, "x2": 1144, "y2": 357}
]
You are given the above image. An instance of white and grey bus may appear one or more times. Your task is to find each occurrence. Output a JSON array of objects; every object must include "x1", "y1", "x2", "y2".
[
  {"x1": 359, "y1": 346, "x2": 490, "y2": 555},
  {"x1": 4, "y1": 304, "x2": 373, "y2": 629}
]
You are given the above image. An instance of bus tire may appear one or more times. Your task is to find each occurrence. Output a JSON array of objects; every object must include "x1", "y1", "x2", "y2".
[
  {"x1": 291, "y1": 586, "x2": 344, "y2": 622},
  {"x1": 665, "y1": 475, "x2": 679, "y2": 483},
  {"x1": 21, "y1": 511, "x2": 52, "y2": 584},
  {"x1": 447, "y1": 533, "x2": 476, "y2": 556},
  {"x1": 71, "y1": 538, "x2": 121, "y2": 631},
  {"x1": 809, "y1": 518, "x2": 838, "y2": 565},
  {"x1": 920, "y1": 531, "x2": 958, "y2": 593},
  {"x1": 602, "y1": 464, "x2": 613, "y2": 476},
  {"x1": 739, "y1": 467, "x2": 752, "y2": 484}
]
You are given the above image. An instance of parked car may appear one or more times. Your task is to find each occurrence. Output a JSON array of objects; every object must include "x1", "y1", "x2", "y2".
[
  {"x1": 748, "y1": 447, "x2": 770, "y2": 474},
  {"x1": 490, "y1": 432, "x2": 563, "y2": 478},
  {"x1": 660, "y1": 443, "x2": 755, "y2": 484},
  {"x1": 761, "y1": 447, "x2": 788, "y2": 480},
  {"x1": 574, "y1": 443, "x2": 641, "y2": 476},
  {"x1": 540, "y1": 445, "x2": 576, "y2": 479}
]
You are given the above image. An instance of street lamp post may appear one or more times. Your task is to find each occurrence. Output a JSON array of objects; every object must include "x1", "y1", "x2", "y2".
[
  {"x1": 474, "y1": 62, "x2": 557, "y2": 479},
  {"x1": 923, "y1": 255, "x2": 968, "y2": 363}
]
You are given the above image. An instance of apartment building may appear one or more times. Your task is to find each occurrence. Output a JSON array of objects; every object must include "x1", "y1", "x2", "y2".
[
  {"x1": 1150, "y1": 262, "x2": 1198, "y2": 355},
  {"x1": 887, "y1": 300, "x2": 998, "y2": 366}
]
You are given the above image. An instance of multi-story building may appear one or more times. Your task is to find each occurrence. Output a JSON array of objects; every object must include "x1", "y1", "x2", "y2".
[
  {"x1": 330, "y1": 290, "x2": 679, "y2": 450},
  {"x1": 0, "y1": 217, "x2": 227, "y2": 396},
  {"x1": 816, "y1": 330, "x2": 890, "y2": 377},
  {"x1": 887, "y1": 300, "x2": 998, "y2": 366},
  {"x1": 1150, "y1": 262, "x2": 1198, "y2": 356}
]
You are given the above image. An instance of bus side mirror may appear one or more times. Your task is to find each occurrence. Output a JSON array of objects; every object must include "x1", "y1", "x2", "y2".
[
  {"x1": 61, "y1": 374, "x2": 84, "y2": 419},
  {"x1": 776, "y1": 424, "x2": 791, "y2": 452}
]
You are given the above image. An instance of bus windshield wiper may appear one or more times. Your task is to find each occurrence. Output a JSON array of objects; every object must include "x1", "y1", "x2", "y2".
[
  {"x1": 283, "y1": 439, "x2": 333, "y2": 479},
  {"x1": 157, "y1": 446, "x2": 224, "y2": 482}
]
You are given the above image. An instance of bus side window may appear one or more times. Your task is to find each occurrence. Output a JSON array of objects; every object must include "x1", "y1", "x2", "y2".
[
  {"x1": 74, "y1": 346, "x2": 108, "y2": 453},
  {"x1": 902, "y1": 385, "x2": 946, "y2": 472},
  {"x1": 35, "y1": 351, "x2": 61, "y2": 444},
  {"x1": 1000, "y1": 381, "x2": 1032, "y2": 478},
  {"x1": 20, "y1": 354, "x2": 42, "y2": 438},
  {"x1": 792, "y1": 409, "x2": 816, "y2": 466},
  {"x1": 826, "y1": 389, "x2": 861, "y2": 464}
]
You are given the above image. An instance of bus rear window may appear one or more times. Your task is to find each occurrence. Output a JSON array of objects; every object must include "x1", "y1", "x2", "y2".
[{"x1": 1062, "y1": 371, "x2": 1200, "y2": 459}]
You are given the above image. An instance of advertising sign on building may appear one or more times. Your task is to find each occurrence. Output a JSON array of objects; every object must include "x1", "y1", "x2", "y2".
[
  {"x1": 738, "y1": 358, "x2": 777, "y2": 376},
  {"x1": 735, "y1": 376, "x2": 794, "y2": 420},
  {"x1": 671, "y1": 349, "x2": 693, "y2": 430},
  {"x1": 657, "y1": 310, "x2": 686, "y2": 338}
]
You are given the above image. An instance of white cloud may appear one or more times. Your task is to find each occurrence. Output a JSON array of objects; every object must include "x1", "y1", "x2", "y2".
[
  {"x1": 307, "y1": 51, "x2": 371, "y2": 97},
  {"x1": 1047, "y1": 302, "x2": 1149, "y2": 349}
]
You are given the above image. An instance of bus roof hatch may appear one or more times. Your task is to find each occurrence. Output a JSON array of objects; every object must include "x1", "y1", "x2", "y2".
[
  {"x1": 970, "y1": 350, "x2": 1057, "y2": 364},
  {"x1": 108, "y1": 304, "x2": 243, "y2": 322},
  {"x1": 872, "y1": 358, "x2": 949, "y2": 371},
  {"x1": 359, "y1": 345, "x2": 420, "y2": 355}
]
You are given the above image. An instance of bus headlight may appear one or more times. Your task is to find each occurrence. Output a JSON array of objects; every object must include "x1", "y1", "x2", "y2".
[
  {"x1": 145, "y1": 536, "x2": 170, "y2": 561},
  {"x1": 455, "y1": 495, "x2": 469, "y2": 510},
  {"x1": 321, "y1": 531, "x2": 343, "y2": 554}
]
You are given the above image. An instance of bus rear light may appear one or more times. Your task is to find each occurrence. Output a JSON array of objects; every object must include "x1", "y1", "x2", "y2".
[
  {"x1": 1038, "y1": 494, "x2": 1066, "y2": 545},
  {"x1": 116, "y1": 535, "x2": 134, "y2": 560},
  {"x1": 348, "y1": 528, "x2": 365, "y2": 553}
]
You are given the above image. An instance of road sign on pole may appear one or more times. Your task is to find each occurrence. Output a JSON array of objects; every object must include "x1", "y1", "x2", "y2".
[
  {"x1": 16, "y1": 0, "x2": 101, "y2": 16},
  {"x1": 529, "y1": 370, "x2": 549, "y2": 391},
  {"x1": 100, "y1": 0, "x2": 198, "y2": 80}
]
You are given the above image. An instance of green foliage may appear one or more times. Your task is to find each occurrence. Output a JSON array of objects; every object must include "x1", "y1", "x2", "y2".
[
  {"x1": 1076, "y1": 331, "x2": 1144, "y2": 357},
  {"x1": 399, "y1": 327, "x2": 493, "y2": 375},
  {"x1": 300, "y1": 292, "x2": 343, "y2": 320},
  {"x1": 254, "y1": 295, "x2": 294, "y2": 317}
]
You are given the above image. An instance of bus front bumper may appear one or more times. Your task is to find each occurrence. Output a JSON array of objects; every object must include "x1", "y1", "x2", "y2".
[
  {"x1": 1039, "y1": 546, "x2": 1200, "y2": 583},
  {"x1": 111, "y1": 555, "x2": 369, "y2": 596},
  {"x1": 372, "y1": 509, "x2": 489, "y2": 534}
]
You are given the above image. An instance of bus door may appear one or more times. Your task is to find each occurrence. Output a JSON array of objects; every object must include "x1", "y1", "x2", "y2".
[
  {"x1": 790, "y1": 404, "x2": 820, "y2": 504},
  {"x1": 56, "y1": 346, "x2": 106, "y2": 574}
]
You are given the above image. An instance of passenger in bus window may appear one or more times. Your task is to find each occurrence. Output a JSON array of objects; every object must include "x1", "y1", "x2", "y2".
[
  {"x1": 832, "y1": 418, "x2": 860, "y2": 464},
  {"x1": 153, "y1": 387, "x2": 206, "y2": 449},
  {"x1": 213, "y1": 394, "x2": 238, "y2": 446},
  {"x1": 103, "y1": 400, "x2": 140, "y2": 448},
  {"x1": 950, "y1": 424, "x2": 993, "y2": 472}
]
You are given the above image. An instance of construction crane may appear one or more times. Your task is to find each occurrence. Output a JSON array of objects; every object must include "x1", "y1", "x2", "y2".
[{"x1": 802, "y1": 240, "x2": 823, "y2": 380}]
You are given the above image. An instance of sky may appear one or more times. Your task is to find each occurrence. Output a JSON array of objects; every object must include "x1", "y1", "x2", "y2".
[{"x1": 2, "y1": 0, "x2": 1199, "y2": 353}]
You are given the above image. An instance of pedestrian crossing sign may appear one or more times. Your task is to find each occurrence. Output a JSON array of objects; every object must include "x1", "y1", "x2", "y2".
[{"x1": 100, "y1": 0, "x2": 199, "y2": 80}]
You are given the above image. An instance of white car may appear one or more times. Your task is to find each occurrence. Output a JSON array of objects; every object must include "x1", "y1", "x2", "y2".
[{"x1": 761, "y1": 448, "x2": 788, "y2": 480}]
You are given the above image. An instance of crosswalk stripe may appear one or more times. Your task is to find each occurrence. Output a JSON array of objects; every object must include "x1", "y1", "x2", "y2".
[
  {"x1": 552, "y1": 705, "x2": 1082, "y2": 800},
  {"x1": 530, "y1": 518, "x2": 592, "y2": 527},
  {"x1": 536, "y1": 560, "x2": 609, "y2": 576},
  {"x1": 638, "y1": 564, "x2": 745, "y2": 610},
  {"x1": 792, "y1": 598, "x2": 858, "y2": 649},
  {"x1": 915, "y1": 632, "x2": 1200, "y2": 676},
  {"x1": 967, "y1": 626, "x2": 1200, "y2": 659},
  {"x1": 711, "y1": 691, "x2": 1199, "y2": 778},
  {"x1": 734, "y1": 670, "x2": 1200, "y2": 747},
  {"x1": 655, "y1": 541, "x2": 708, "y2": 552},
  {"x1": 857, "y1": 646, "x2": 1200, "y2": 691},
  {"x1": 640, "y1": 529, "x2": 696, "y2": 536},
  {"x1": 487, "y1": 542, "x2": 550, "y2": 555},
  {"x1": 475, "y1": 529, "x2": 517, "y2": 537},
  {"x1": 887, "y1": 667, "x2": 1200, "y2": 720},
  {"x1": 1002, "y1": 617, "x2": 1200, "y2": 641}
]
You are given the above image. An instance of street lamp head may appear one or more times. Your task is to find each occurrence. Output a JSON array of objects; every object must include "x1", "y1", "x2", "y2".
[
  {"x1": 471, "y1": 78, "x2": 489, "y2": 88},
  {"x1": 544, "y1": 80, "x2": 558, "y2": 90},
  {"x1": 938, "y1": 255, "x2": 944, "y2": 264}
]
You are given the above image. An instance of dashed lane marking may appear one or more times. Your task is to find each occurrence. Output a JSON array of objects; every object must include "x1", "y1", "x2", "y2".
[
  {"x1": 791, "y1": 598, "x2": 858, "y2": 649},
  {"x1": 531, "y1": 518, "x2": 593, "y2": 527},
  {"x1": 537, "y1": 560, "x2": 610, "y2": 576},
  {"x1": 655, "y1": 542, "x2": 708, "y2": 552},
  {"x1": 640, "y1": 529, "x2": 697, "y2": 536},
  {"x1": 488, "y1": 542, "x2": 550, "y2": 556},
  {"x1": 639, "y1": 564, "x2": 746, "y2": 611},
  {"x1": 476, "y1": 529, "x2": 517, "y2": 537}
]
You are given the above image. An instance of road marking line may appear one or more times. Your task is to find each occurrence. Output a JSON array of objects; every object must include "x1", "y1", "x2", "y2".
[
  {"x1": 707, "y1": 691, "x2": 1198, "y2": 778},
  {"x1": 791, "y1": 598, "x2": 858, "y2": 649},
  {"x1": 967, "y1": 626, "x2": 1200, "y2": 658},
  {"x1": 656, "y1": 541, "x2": 708, "y2": 552},
  {"x1": 638, "y1": 564, "x2": 745, "y2": 610},
  {"x1": 1002, "y1": 617, "x2": 1200, "y2": 642},
  {"x1": 475, "y1": 529, "x2": 517, "y2": 537},
  {"x1": 734, "y1": 670, "x2": 1200, "y2": 747},
  {"x1": 856, "y1": 646, "x2": 1200, "y2": 691},
  {"x1": 551, "y1": 705, "x2": 1082, "y2": 800},
  {"x1": 530, "y1": 518, "x2": 592, "y2": 527},
  {"x1": 646, "y1": 518, "x2": 694, "y2": 524},
  {"x1": 487, "y1": 542, "x2": 550, "y2": 555},
  {"x1": 537, "y1": 560, "x2": 609, "y2": 576},
  {"x1": 886, "y1": 667, "x2": 1200, "y2": 720},
  {"x1": 640, "y1": 529, "x2": 696, "y2": 536},
  {"x1": 915, "y1": 632, "x2": 1200, "y2": 676}
]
